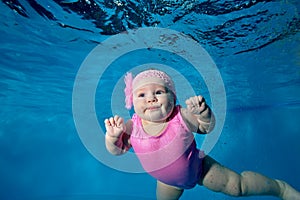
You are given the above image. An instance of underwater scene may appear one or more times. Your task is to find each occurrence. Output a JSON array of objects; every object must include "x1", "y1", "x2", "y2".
[{"x1": 0, "y1": 0, "x2": 300, "y2": 199}]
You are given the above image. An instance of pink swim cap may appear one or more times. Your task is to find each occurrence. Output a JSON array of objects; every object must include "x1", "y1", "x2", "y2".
[{"x1": 124, "y1": 69, "x2": 176, "y2": 109}]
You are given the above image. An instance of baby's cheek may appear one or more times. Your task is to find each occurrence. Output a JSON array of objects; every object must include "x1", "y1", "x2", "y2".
[
  {"x1": 132, "y1": 98, "x2": 140, "y2": 108},
  {"x1": 169, "y1": 94, "x2": 176, "y2": 105},
  {"x1": 166, "y1": 101, "x2": 175, "y2": 113},
  {"x1": 168, "y1": 92, "x2": 176, "y2": 103}
]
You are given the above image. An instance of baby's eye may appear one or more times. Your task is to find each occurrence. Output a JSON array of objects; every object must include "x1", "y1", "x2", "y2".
[
  {"x1": 156, "y1": 90, "x2": 165, "y2": 95},
  {"x1": 138, "y1": 93, "x2": 145, "y2": 97}
]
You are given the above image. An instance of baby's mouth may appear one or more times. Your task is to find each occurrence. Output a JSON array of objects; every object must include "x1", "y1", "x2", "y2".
[{"x1": 146, "y1": 105, "x2": 161, "y2": 111}]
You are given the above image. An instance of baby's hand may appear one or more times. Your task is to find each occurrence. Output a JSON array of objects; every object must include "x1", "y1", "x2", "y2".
[
  {"x1": 185, "y1": 95, "x2": 208, "y2": 116},
  {"x1": 104, "y1": 115, "x2": 126, "y2": 138}
]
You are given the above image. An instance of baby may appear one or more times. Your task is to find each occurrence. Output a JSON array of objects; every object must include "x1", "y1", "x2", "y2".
[{"x1": 105, "y1": 69, "x2": 300, "y2": 200}]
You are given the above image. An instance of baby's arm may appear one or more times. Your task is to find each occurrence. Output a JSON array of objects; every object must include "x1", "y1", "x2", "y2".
[
  {"x1": 181, "y1": 95, "x2": 215, "y2": 134},
  {"x1": 104, "y1": 115, "x2": 132, "y2": 155}
]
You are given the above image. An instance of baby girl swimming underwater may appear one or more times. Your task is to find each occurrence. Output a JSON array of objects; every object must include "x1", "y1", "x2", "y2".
[{"x1": 105, "y1": 69, "x2": 300, "y2": 200}]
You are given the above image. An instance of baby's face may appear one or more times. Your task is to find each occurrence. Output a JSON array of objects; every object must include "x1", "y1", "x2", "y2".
[{"x1": 133, "y1": 83, "x2": 175, "y2": 122}]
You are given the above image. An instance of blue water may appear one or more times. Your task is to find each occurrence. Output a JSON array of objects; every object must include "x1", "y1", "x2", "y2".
[{"x1": 1, "y1": 1, "x2": 300, "y2": 200}]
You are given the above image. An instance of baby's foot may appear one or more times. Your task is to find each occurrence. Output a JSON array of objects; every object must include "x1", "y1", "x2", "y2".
[{"x1": 276, "y1": 180, "x2": 300, "y2": 200}]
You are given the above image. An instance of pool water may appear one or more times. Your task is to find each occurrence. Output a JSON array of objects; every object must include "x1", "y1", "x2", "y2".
[{"x1": 0, "y1": 1, "x2": 299, "y2": 200}]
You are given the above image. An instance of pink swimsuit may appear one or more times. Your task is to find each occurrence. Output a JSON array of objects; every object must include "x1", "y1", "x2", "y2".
[{"x1": 130, "y1": 106, "x2": 204, "y2": 189}]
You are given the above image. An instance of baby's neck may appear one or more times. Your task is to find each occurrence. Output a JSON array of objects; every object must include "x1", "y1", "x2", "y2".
[{"x1": 142, "y1": 120, "x2": 168, "y2": 136}]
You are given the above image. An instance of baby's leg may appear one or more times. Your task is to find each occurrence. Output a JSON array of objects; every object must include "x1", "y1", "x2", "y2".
[
  {"x1": 198, "y1": 156, "x2": 300, "y2": 199},
  {"x1": 156, "y1": 180, "x2": 184, "y2": 200},
  {"x1": 276, "y1": 180, "x2": 300, "y2": 200}
]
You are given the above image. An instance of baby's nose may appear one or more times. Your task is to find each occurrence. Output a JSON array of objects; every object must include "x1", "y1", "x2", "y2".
[{"x1": 147, "y1": 94, "x2": 157, "y2": 103}]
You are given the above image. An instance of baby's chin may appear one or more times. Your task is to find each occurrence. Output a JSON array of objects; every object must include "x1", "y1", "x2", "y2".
[
  {"x1": 143, "y1": 111, "x2": 172, "y2": 122},
  {"x1": 141, "y1": 115, "x2": 166, "y2": 123}
]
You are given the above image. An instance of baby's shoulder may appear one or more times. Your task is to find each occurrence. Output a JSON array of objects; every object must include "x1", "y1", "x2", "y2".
[{"x1": 125, "y1": 119, "x2": 133, "y2": 134}]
